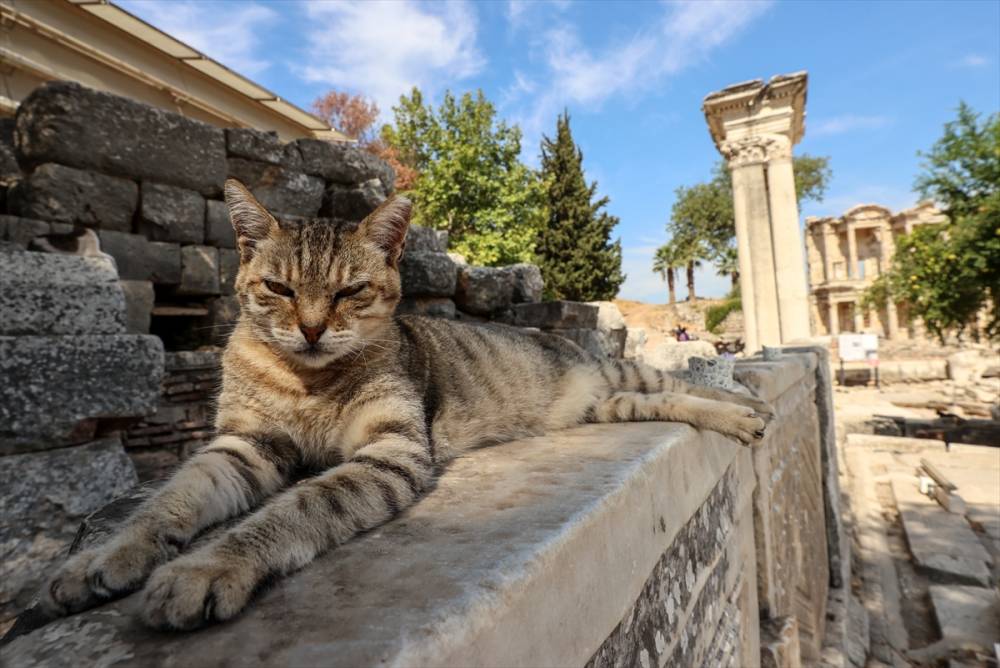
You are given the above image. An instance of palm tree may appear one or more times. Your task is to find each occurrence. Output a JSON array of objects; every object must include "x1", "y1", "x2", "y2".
[{"x1": 652, "y1": 243, "x2": 682, "y2": 304}]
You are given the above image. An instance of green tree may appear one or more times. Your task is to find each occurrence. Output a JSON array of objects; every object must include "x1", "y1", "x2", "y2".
[
  {"x1": 652, "y1": 243, "x2": 683, "y2": 304},
  {"x1": 865, "y1": 103, "x2": 1000, "y2": 341},
  {"x1": 656, "y1": 155, "x2": 831, "y2": 296},
  {"x1": 381, "y1": 88, "x2": 545, "y2": 265},
  {"x1": 536, "y1": 111, "x2": 625, "y2": 301}
]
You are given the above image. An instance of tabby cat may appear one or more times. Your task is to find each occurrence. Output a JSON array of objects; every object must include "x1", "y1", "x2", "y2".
[{"x1": 42, "y1": 179, "x2": 772, "y2": 630}]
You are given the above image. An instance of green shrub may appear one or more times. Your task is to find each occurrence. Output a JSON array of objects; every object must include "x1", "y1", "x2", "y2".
[{"x1": 706, "y1": 294, "x2": 742, "y2": 334}]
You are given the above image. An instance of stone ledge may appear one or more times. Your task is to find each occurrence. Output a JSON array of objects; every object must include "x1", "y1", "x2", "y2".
[{"x1": 1, "y1": 423, "x2": 755, "y2": 667}]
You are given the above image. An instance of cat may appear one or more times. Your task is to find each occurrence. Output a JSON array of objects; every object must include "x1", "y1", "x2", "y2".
[{"x1": 41, "y1": 179, "x2": 773, "y2": 630}]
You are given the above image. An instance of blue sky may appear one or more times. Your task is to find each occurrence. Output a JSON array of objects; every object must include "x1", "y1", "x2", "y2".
[{"x1": 121, "y1": 0, "x2": 1000, "y2": 302}]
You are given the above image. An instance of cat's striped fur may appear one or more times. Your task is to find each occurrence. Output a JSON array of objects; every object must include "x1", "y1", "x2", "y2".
[{"x1": 43, "y1": 180, "x2": 772, "y2": 630}]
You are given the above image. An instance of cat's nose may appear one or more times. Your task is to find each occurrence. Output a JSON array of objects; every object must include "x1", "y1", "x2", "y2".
[{"x1": 299, "y1": 324, "x2": 327, "y2": 345}]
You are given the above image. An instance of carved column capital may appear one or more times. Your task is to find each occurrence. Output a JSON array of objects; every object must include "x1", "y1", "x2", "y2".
[{"x1": 720, "y1": 134, "x2": 791, "y2": 168}]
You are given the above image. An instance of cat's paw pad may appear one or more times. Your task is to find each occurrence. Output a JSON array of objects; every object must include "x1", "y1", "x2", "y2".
[
  {"x1": 141, "y1": 555, "x2": 256, "y2": 630},
  {"x1": 725, "y1": 408, "x2": 768, "y2": 447}
]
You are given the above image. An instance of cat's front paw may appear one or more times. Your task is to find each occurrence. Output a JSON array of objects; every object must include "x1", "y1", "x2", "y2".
[
  {"x1": 141, "y1": 553, "x2": 257, "y2": 630},
  {"x1": 42, "y1": 529, "x2": 171, "y2": 617},
  {"x1": 718, "y1": 405, "x2": 768, "y2": 447}
]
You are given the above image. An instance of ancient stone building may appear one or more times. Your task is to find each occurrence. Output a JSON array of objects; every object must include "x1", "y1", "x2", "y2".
[{"x1": 805, "y1": 201, "x2": 946, "y2": 338}]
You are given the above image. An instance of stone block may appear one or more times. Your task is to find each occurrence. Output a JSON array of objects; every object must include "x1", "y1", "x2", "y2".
[
  {"x1": 0, "y1": 215, "x2": 49, "y2": 248},
  {"x1": 396, "y1": 297, "x2": 457, "y2": 319},
  {"x1": 929, "y1": 585, "x2": 999, "y2": 649},
  {"x1": 0, "y1": 436, "x2": 137, "y2": 626},
  {"x1": 640, "y1": 340, "x2": 718, "y2": 371},
  {"x1": 175, "y1": 245, "x2": 220, "y2": 296},
  {"x1": 0, "y1": 423, "x2": 756, "y2": 667},
  {"x1": 0, "y1": 334, "x2": 164, "y2": 454},
  {"x1": 15, "y1": 81, "x2": 226, "y2": 196},
  {"x1": 120, "y1": 280, "x2": 154, "y2": 334},
  {"x1": 0, "y1": 251, "x2": 125, "y2": 335},
  {"x1": 455, "y1": 266, "x2": 515, "y2": 315},
  {"x1": 225, "y1": 128, "x2": 282, "y2": 164},
  {"x1": 319, "y1": 179, "x2": 386, "y2": 221},
  {"x1": 138, "y1": 182, "x2": 206, "y2": 244},
  {"x1": 505, "y1": 263, "x2": 543, "y2": 303},
  {"x1": 400, "y1": 251, "x2": 457, "y2": 298},
  {"x1": 405, "y1": 225, "x2": 448, "y2": 254},
  {"x1": 97, "y1": 230, "x2": 181, "y2": 284},
  {"x1": 287, "y1": 138, "x2": 395, "y2": 192},
  {"x1": 550, "y1": 328, "x2": 612, "y2": 357},
  {"x1": 8, "y1": 163, "x2": 137, "y2": 231},
  {"x1": 226, "y1": 158, "x2": 324, "y2": 218},
  {"x1": 218, "y1": 248, "x2": 240, "y2": 295},
  {"x1": 624, "y1": 327, "x2": 647, "y2": 359},
  {"x1": 205, "y1": 199, "x2": 236, "y2": 248},
  {"x1": 510, "y1": 300, "x2": 598, "y2": 329},
  {"x1": 0, "y1": 117, "x2": 19, "y2": 185}
]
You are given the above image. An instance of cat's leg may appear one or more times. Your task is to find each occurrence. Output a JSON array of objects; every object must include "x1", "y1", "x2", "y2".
[
  {"x1": 42, "y1": 432, "x2": 298, "y2": 616},
  {"x1": 595, "y1": 358, "x2": 776, "y2": 422},
  {"x1": 590, "y1": 391, "x2": 767, "y2": 446},
  {"x1": 140, "y1": 431, "x2": 435, "y2": 630}
]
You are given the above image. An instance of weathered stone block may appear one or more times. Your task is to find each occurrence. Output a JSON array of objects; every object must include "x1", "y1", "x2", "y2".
[
  {"x1": 0, "y1": 117, "x2": 19, "y2": 185},
  {"x1": 8, "y1": 163, "x2": 137, "y2": 231},
  {"x1": 205, "y1": 199, "x2": 235, "y2": 248},
  {"x1": 506, "y1": 264, "x2": 543, "y2": 303},
  {"x1": 319, "y1": 179, "x2": 385, "y2": 221},
  {"x1": 510, "y1": 300, "x2": 598, "y2": 329},
  {"x1": 396, "y1": 297, "x2": 457, "y2": 319},
  {"x1": 120, "y1": 280, "x2": 154, "y2": 334},
  {"x1": 455, "y1": 266, "x2": 515, "y2": 315},
  {"x1": 0, "y1": 334, "x2": 164, "y2": 454},
  {"x1": 15, "y1": 81, "x2": 226, "y2": 196},
  {"x1": 97, "y1": 230, "x2": 181, "y2": 284},
  {"x1": 405, "y1": 225, "x2": 448, "y2": 254},
  {"x1": 175, "y1": 245, "x2": 220, "y2": 296},
  {"x1": 400, "y1": 251, "x2": 457, "y2": 298},
  {"x1": 0, "y1": 437, "x2": 137, "y2": 627},
  {"x1": 551, "y1": 328, "x2": 612, "y2": 358},
  {"x1": 225, "y1": 128, "x2": 282, "y2": 164},
  {"x1": 0, "y1": 215, "x2": 49, "y2": 249},
  {"x1": 640, "y1": 340, "x2": 717, "y2": 371},
  {"x1": 226, "y1": 158, "x2": 324, "y2": 218},
  {"x1": 0, "y1": 252, "x2": 125, "y2": 335},
  {"x1": 138, "y1": 182, "x2": 205, "y2": 245},
  {"x1": 218, "y1": 248, "x2": 240, "y2": 295},
  {"x1": 288, "y1": 138, "x2": 395, "y2": 192}
]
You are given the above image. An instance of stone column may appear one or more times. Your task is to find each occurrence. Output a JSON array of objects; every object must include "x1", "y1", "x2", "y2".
[
  {"x1": 724, "y1": 140, "x2": 782, "y2": 351},
  {"x1": 886, "y1": 301, "x2": 900, "y2": 339},
  {"x1": 703, "y1": 72, "x2": 811, "y2": 350},
  {"x1": 765, "y1": 147, "x2": 812, "y2": 341},
  {"x1": 828, "y1": 301, "x2": 839, "y2": 336},
  {"x1": 846, "y1": 226, "x2": 858, "y2": 279},
  {"x1": 823, "y1": 224, "x2": 836, "y2": 282},
  {"x1": 853, "y1": 303, "x2": 864, "y2": 332}
]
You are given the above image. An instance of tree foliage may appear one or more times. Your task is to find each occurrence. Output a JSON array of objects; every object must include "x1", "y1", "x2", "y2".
[
  {"x1": 652, "y1": 243, "x2": 684, "y2": 304},
  {"x1": 865, "y1": 103, "x2": 1000, "y2": 341},
  {"x1": 536, "y1": 111, "x2": 624, "y2": 301},
  {"x1": 654, "y1": 155, "x2": 831, "y2": 300},
  {"x1": 381, "y1": 88, "x2": 545, "y2": 266}
]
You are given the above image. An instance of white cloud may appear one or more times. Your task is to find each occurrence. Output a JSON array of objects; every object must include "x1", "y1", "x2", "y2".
[
  {"x1": 299, "y1": 1, "x2": 484, "y2": 115},
  {"x1": 959, "y1": 54, "x2": 989, "y2": 67},
  {"x1": 509, "y1": 0, "x2": 772, "y2": 154},
  {"x1": 802, "y1": 185, "x2": 917, "y2": 219},
  {"x1": 119, "y1": 1, "x2": 277, "y2": 75},
  {"x1": 810, "y1": 114, "x2": 892, "y2": 136}
]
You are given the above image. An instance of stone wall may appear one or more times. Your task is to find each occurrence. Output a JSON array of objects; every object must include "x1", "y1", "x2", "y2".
[
  {"x1": 2, "y1": 350, "x2": 842, "y2": 666},
  {"x1": 0, "y1": 250, "x2": 163, "y2": 631}
]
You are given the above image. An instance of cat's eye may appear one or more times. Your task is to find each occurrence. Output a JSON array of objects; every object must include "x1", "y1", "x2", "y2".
[
  {"x1": 264, "y1": 280, "x2": 294, "y2": 297},
  {"x1": 334, "y1": 282, "x2": 368, "y2": 301}
]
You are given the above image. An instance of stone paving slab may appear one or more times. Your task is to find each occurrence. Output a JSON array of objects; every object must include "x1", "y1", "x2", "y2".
[
  {"x1": 891, "y1": 474, "x2": 992, "y2": 586},
  {"x1": 929, "y1": 585, "x2": 999, "y2": 650}
]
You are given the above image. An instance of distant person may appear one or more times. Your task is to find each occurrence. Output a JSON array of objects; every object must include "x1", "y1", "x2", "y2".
[{"x1": 675, "y1": 326, "x2": 690, "y2": 342}]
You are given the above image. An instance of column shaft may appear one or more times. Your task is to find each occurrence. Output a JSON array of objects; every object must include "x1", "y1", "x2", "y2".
[
  {"x1": 765, "y1": 156, "x2": 812, "y2": 341},
  {"x1": 847, "y1": 227, "x2": 858, "y2": 279},
  {"x1": 828, "y1": 301, "x2": 839, "y2": 336}
]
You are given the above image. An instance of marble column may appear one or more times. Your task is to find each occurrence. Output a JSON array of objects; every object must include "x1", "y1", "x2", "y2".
[
  {"x1": 886, "y1": 301, "x2": 900, "y2": 339},
  {"x1": 853, "y1": 303, "x2": 864, "y2": 332},
  {"x1": 846, "y1": 226, "x2": 858, "y2": 279},
  {"x1": 828, "y1": 300, "x2": 839, "y2": 336},
  {"x1": 766, "y1": 148, "x2": 812, "y2": 341}
]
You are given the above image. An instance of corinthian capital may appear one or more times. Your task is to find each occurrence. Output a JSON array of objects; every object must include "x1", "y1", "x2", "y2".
[{"x1": 720, "y1": 134, "x2": 791, "y2": 167}]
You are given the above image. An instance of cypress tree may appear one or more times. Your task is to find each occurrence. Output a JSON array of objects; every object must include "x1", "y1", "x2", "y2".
[{"x1": 537, "y1": 111, "x2": 625, "y2": 301}]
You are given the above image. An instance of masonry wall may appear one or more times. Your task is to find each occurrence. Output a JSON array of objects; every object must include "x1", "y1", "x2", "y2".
[{"x1": 2, "y1": 351, "x2": 839, "y2": 667}]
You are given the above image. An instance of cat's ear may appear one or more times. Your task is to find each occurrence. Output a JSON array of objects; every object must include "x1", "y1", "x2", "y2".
[
  {"x1": 224, "y1": 179, "x2": 278, "y2": 258},
  {"x1": 360, "y1": 195, "x2": 412, "y2": 267}
]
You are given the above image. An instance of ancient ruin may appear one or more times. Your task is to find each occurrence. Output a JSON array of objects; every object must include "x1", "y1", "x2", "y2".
[
  {"x1": 805, "y1": 201, "x2": 947, "y2": 338},
  {"x1": 703, "y1": 72, "x2": 813, "y2": 353}
]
